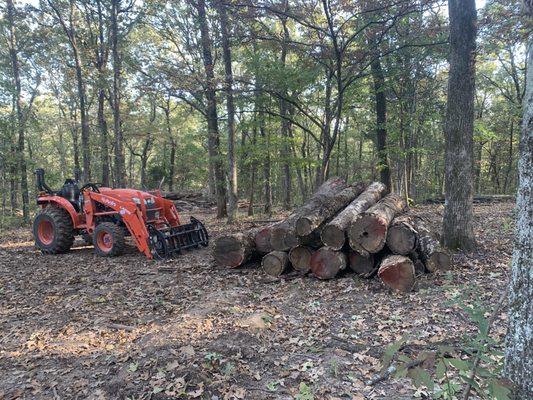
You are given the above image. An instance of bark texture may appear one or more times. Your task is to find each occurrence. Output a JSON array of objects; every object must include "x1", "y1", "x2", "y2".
[
  {"x1": 504, "y1": 16, "x2": 533, "y2": 397},
  {"x1": 442, "y1": 0, "x2": 477, "y2": 250},
  {"x1": 310, "y1": 247, "x2": 347, "y2": 280},
  {"x1": 289, "y1": 245, "x2": 314, "y2": 273},
  {"x1": 348, "y1": 194, "x2": 408, "y2": 255},
  {"x1": 262, "y1": 251, "x2": 289, "y2": 277},
  {"x1": 321, "y1": 182, "x2": 387, "y2": 250},
  {"x1": 270, "y1": 178, "x2": 346, "y2": 251},
  {"x1": 378, "y1": 255, "x2": 415, "y2": 293}
]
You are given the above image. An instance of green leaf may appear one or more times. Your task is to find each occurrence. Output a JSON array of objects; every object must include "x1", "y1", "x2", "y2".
[
  {"x1": 489, "y1": 379, "x2": 512, "y2": 400},
  {"x1": 446, "y1": 358, "x2": 471, "y2": 371},
  {"x1": 436, "y1": 360, "x2": 446, "y2": 380}
]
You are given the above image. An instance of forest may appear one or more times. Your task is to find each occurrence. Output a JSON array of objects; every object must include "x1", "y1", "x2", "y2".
[{"x1": 0, "y1": 0, "x2": 526, "y2": 225}]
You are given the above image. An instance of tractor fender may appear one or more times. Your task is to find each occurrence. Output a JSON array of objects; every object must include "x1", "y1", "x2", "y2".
[{"x1": 37, "y1": 196, "x2": 81, "y2": 227}]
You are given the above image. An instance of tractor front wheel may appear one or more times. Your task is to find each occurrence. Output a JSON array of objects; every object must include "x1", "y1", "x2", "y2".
[
  {"x1": 33, "y1": 206, "x2": 75, "y2": 254},
  {"x1": 93, "y1": 222, "x2": 125, "y2": 257}
]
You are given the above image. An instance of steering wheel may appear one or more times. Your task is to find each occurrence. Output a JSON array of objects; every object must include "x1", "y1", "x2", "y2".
[{"x1": 80, "y1": 183, "x2": 100, "y2": 193}]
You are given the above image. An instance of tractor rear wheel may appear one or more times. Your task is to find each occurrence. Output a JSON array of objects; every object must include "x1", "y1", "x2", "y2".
[
  {"x1": 33, "y1": 206, "x2": 75, "y2": 254},
  {"x1": 93, "y1": 222, "x2": 125, "y2": 257}
]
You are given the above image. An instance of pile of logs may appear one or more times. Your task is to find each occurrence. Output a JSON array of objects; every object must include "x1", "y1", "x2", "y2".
[{"x1": 213, "y1": 178, "x2": 451, "y2": 292}]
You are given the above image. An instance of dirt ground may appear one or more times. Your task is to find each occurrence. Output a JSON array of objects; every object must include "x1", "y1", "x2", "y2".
[{"x1": 0, "y1": 203, "x2": 514, "y2": 400}]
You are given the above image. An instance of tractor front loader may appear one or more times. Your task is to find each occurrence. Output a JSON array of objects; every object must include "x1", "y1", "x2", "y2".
[{"x1": 32, "y1": 169, "x2": 208, "y2": 259}]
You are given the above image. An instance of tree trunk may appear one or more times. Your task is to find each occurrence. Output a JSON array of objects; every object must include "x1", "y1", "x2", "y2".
[
  {"x1": 262, "y1": 251, "x2": 289, "y2": 277},
  {"x1": 371, "y1": 56, "x2": 392, "y2": 190},
  {"x1": 279, "y1": 6, "x2": 291, "y2": 210},
  {"x1": 289, "y1": 245, "x2": 314, "y2": 274},
  {"x1": 504, "y1": 8, "x2": 533, "y2": 396},
  {"x1": 111, "y1": 0, "x2": 125, "y2": 187},
  {"x1": 321, "y1": 182, "x2": 387, "y2": 249},
  {"x1": 348, "y1": 193, "x2": 408, "y2": 256},
  {"x1": 442, "y1": 0, "x2": 477, "y2": 250},
  {"x1": 310, "y1": 246, "x2": 347, "y2": 280},
  {"x1": 197, "y1": 0, "x2": 227, "y2": 218},
  {"x1": 270, "y1": 177, "x2": 347, "y2": 251},
  {"x1": 348, "y1": 251, "x2": 376, "y2": 278},
  {"x1": 96, "y1": 0, "x2": 109, "y2": 186},
  {"x1": 378, "y1": 255, "x2": 415, "y2": 293},
  {"x1": 216, "y1": 0, "x2": 238, "y2": 222},
  {"x1": 295, "y1": 182, "x2": 366, "y2": 237}
]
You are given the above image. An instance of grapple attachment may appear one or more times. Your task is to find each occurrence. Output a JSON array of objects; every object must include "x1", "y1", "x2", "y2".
[{"x1": 148, "y1": 217, "x2": 209, "y2": 259}]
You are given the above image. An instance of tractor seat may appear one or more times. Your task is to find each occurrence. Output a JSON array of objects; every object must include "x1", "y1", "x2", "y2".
[{"x1": 58, "y1": 179, "x2": 81, "y2": 211}]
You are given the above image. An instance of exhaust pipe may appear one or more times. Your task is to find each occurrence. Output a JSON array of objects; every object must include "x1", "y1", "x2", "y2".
[{"x1": 35, "y1": 168, "x2": 54, "y2": 194}]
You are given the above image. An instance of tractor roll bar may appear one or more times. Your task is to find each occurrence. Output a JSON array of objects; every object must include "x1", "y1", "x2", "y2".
[{"x1": 35, "y1": 168, "x2": 54, "y2": 194}]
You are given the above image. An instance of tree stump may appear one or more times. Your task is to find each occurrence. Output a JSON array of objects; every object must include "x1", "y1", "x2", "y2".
[
  {"x1": 262, "y1": 251, "x2": 290, "y2": 277},
  {"x1": 289, "y1": 246, "x2": 314, "y2": 273},
  {"x1": 378, "y1": 255, "x2": 415, "y2": 292},
  {"x1": 348, "y1": 251, "x2": 376, "y2": 278},
  {"x1": 310, "y1": 247, "x2": 347, "y2": 280},
  {"x1": 348, "y1": 193, "x2": 408, "y2": 255},
  {"x1": 321, "y1": 182, "x2": 387, "y2": 250}
]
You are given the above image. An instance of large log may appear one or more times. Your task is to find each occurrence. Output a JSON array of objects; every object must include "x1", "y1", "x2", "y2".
[
  {"x1": 254, "y1": 224, "x2": 275, "y2": 254},
  {"x1": 289, "y1": 246, "x2": 314, "y2": 273},
  {"x1": 348, "y1": 251, "x2": 376, "y2": 278},
  {"x1": 377, "y1": 255, "x2": 415, "y2": 292},
  {"x1": 295, "y1": 182, "x2": 366, "y2": 237},
  {"x1": 386, "y1": 215, "x2": 418, "y2": 255},
  {"x1": 347, "y1": 193, "x2": 408, "y2": 256},
  {"x1": 309, "y1": 247, "x2": 347, "y2": 280},
  {"x1": 213, "y1": 231, "x2": 256, "y2": 268},
  {"x1": 321, "y1": 182, "x2": 388, "y2": 250},
  {"x1": 270, "y1": 178, "x2": 347, "y2": 251},
  {"x1": 262, "y1": 251, "x2": 290, "y2": 277}
]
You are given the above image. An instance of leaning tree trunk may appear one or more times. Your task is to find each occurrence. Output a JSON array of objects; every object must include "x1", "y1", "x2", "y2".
[
  {"x1": 310, "y1": 247, "x2": 347, "y2": 280},
  {"x1": 295, "y1": 182, "x2": 366, "y2": 237},
  {"x1": 270, "y1": 177, "x2": 347, "y2": 251},
  {"x1": 289, "y1": 245, "x2": 314, "y2": 274},
  {"x1": 321, "y1": 182, "x2": 387, "y2": 249},
  {"x1": 504, "y1": 6, "x2": 533, "y2": 396},
  {"x1": 262, "y1": 251, "x2": 290, "y2": 277},
  {"x1": 348, "y1": 194, "x2": 408, "y2": 256},
  {"x1": 378, "y1": 255, "x2": 415, "y2": 293}
]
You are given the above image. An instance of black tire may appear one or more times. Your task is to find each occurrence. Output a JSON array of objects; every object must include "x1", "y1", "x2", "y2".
[
  {"x1": 33, "y1": 206, "x2": 75, "y2": 254},
  {"x1": 93, "y1": 222, "x2": 125, "y2": 257}
]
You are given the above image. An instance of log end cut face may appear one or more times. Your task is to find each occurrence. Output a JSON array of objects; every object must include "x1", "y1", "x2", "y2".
[
  {"x1": 349, "y1": 215, "x2": 388, "y2": 254},
  {"x1": 310, "y1": 247, "x2": 346, "y2": 280},
  {"x1": 213, "y1": 236, "x2": 246, "y2": 268},
  {"x1": 320, "y1": 225, "x2": 345, "y2": 250},
  {"x1": 295, "y1": 217, "x2": 313, "y2": 237},
  {"x1": 289, "y1": 246, "x2": 314, "y2": 273},
  {"x1": 386, "y1": 224, "x2": 417, "y2": 255},
  {"x1": 378, "y1": 255, "x2": 415, "y2": 292},
  {"x1": 427, "y1": 252, "x2": 452, "y2": 272},
  {"x1": 348, "y1": 251, "x2": 375, "y2": 278},
  {"x1": 262, "y1": 251, "x2": 289, "y2": 277},
  {"x1": 254, "y1": 226, "x2": 274, "y2": 254}
]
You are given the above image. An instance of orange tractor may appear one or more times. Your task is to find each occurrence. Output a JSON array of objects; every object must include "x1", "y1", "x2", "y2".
[{"x1": 32, "y1": 169, "x2": 208, "y2": 259}]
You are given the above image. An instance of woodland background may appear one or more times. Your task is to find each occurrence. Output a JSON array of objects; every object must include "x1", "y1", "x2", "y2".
[{"x1": 0, "y1": 0, "x2": 527, "y2": 225}]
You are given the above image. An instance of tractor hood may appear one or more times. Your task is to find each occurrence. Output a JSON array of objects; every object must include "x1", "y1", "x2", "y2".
[{"x1": 98, "y1": 188, "x2": 157, "y2": 206}]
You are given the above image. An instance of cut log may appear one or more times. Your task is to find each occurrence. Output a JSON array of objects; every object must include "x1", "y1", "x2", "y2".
[
  {"x1": 417, "y1": 234, "x2": 452, "y2": 272},
  {"x1": 310, "y1": 247, "x2": 347, "y2": 280},
  {"x1": 348, "y1": 193, "x2": 408, "y2": 256},
  {"x1": 348, "y1": 251, "x2": 376, "y2": 278},
  {"x1": 378, "y1": 255, "x2": 415, "y2": 292},
  {"x1": 262, "y1": 251, "x2": 290, "y2": 277},
  {"x1": 213, "y1": 231, "x2": 256, "y2": 268},
  {"x1": 295, "y1": 182, "x2": 366, "y2": 237},
  {"x1": 386, "y1": 215, "x2": 418, "y2": 255},
  {"x1": 254, "y1": 224, "x2": 275, "y2": 254},
  {"x1": 321, "y1": 182, "x2": 387, "y2": 250},
  {"x1": 408, "y1": 251, "x2": 427, "y2": 275},
  {"x1": 270, "y1": 178, "x2": 347, "y2": 251},
  {"x1": 289, "y1": 246, "x2": 314, "y2": 273}
]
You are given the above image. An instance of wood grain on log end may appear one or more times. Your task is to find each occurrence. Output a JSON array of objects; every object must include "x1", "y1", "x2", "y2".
[
  {"x1": 426, "y1": 252, "x2": 452, "y2": 272},
  {"x1": 386, "y1": 221, "x2": 417, "y2": 255},
  {"x1": 213, "y1": 234, "x2": 253, "y2": 268},
  {"x1": 254, "y1": 225, "x2": 274, "y2": 254},
  {"x1": 310, "y1": 247, "x2": 347, "y2": 280},
  {"x1": 320, "y1": 224, "x2": 345, "y2": 250},
  {"x1": 262, "y1": 251, "x2": 289, "y2": 277},
  {"x1": 348, "y1": 251, "x2": 376, "y2": 278},
  {"x1": 348, "y1": 215, "x2": 388, "y2": 254},
  {"x1": 378, "y1": 255, "x2": 415, "y2": 292},
  {"x1": 289, "y1": 246, "x2": 314, "y2": 273}
]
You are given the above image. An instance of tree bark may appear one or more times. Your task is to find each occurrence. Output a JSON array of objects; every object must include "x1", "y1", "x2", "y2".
[
  {"x1": 310, "y1": 246, "x2": 347, "y2": 280},
  {"x1": 295, "y1": 182, "x2": 366, "y2": 237},
  {"x1": 216, "y1": 0, "x2": 238, "y2": 222},
  {"x1": 289, "y1": 245, "x2": 314, "y2": 274},
  {"x1": 197, "y1": 0, "x2": 227, "y2": 217},
  {"x1": 279, "y1": 3, "x2": 291, "y2": 210},
  {"x1": 378, "y1": 255, "x2": 415, "y2": 293},
  {"x1": 348, "y1": 193, "x2": 408, "y2": 256},
  {"x1": 270, "y1": 177, "x2": 347, "y2": 251},
  {"x1": 321, "y1": 182, "x2": 387, "y2": 250},
  {"x1": 262, "y1": 251, "x2": 289, "y2": 277},
  {"x1": 442, "y1": 0, "x2": 477, "y2": 250},
  {"x1": 504, "y1": 7, "x2": 533, "y2": 396},
  {"x1": 111, "y1": 0, "x2": 125, "y2": 187}
]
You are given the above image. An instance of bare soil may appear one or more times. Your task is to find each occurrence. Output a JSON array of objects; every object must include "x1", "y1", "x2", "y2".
[{"x1": 0, "y1": 203, "x2": 514, "y2": 399}]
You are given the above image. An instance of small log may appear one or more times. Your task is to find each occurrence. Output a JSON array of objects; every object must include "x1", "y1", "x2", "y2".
[
  {"x1": 270, "y1": 178, "x2": 347, "y2": 251},
  {"x1": 386, "y1": 215, "x2": 418, "y2": 255},
  {"x1": 408, "y1": 251, "x2": 427, "y2": 275},
  {"x1": 348, "y1": 251, "x2": 376, "y2": 278},
  {"x1": 378, "y1": 255, "x2": 415, "y2": 292},
  {"x1": 321, "y1": 182, "x2": 387, "y2": 250},
  {"x1": 295, "y1": 182, "x2": 366, "y2": 237},
  {"x1": 348, "y1": 193, "x2": 408, "y2": 256},
  {"x1": 289, "y1": 246, "x2": 314, "y2": 273},
  {"x1": 310, "y1": 247, "x2": 347, "y2": 280},
  {"x1": 418, "y1": 234, "x2": 452, "y2": 272},
  {"x1": 254, "y1": 224, "x2": 275, "y2": 254},
  {"x1": 262, "y1": 251, "x2": 290, "y2": 277},
  {"x1": 213, "y1": 231, "x2": 256, "y2": 268}
]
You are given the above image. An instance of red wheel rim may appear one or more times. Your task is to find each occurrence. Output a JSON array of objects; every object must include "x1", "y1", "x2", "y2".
[
  {"x1": 38, "y1": 220, "x2": 54, "y2": 245},
  {"x1": 96, "y1": 231, "x2": 113, "y2": 252}
]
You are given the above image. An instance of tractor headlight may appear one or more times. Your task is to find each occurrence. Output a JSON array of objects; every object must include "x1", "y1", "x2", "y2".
[{"x1": 132, "y1": 197, "x2": 141, "y2": 205}]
